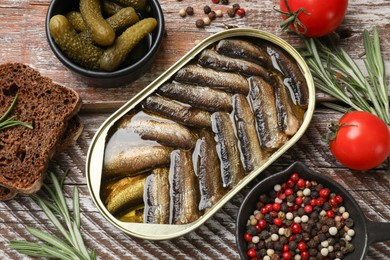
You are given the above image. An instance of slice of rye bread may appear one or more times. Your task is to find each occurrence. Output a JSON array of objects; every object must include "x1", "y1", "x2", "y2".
[
  {"x1": 0, "y1": 115, "x2": 84, "y2": 201},
  {"x1": 0, "y1": 63, "x2": 81, "y2": 195}
]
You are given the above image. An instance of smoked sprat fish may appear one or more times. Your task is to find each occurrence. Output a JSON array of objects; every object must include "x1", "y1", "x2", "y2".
[
  {"x1": 266, "y1": 45, "x2": 309, "y2": 107},
  {"x1": 174, "y1": 64, "x2": 249, "y2": 94},
  {"x1": 233, "y1": 94, "x2": 267, "y2": 172},
  {"x1": 103, "y1": 145, "x2": 173, "y2": 177},
  {"x1": 212, "y1": 111, "x2": 245, "y2": 188},
  {"x1": 143, "y1": 95, "x2": 212, "y2": 128},
  {"x1": 198, "y1": 49, "x2": 271, "y2": 79},
  {"x1": 158, "y1": 82, "x2": 233, "y2": 112},
  {"x1": 117, "y1": 114, "x2": 197, "y2": 150},
  {"x1": 193, "y1": 129, "x2": 226, "y2": 212},
  {"x1": 144, "y1": 168, "x2": 170, "y2": 224},
  {"x1": 215, "y1": 38, "x2": 271, "y2": 68},
  {"x1": 248, "y1": 76, "x2": 288, "y2": 150},
  {"x1": 169, "y1": 150, "x2": 201, "y2": 224},
  {"x1": 105, "y1": 174, "x2": 147, "y2": 215}
]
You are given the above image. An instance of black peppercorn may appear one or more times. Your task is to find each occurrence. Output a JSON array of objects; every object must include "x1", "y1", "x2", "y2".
[
  {"x1": 258, "y1": 248, "x2": 267, "y2": 258},
  {"x1": 280, "y1": 236, "x2": 288, "y2": 245},
  {"x1": 269, "y1": 224, "x2": 279, "y2": 234},
  {"x1": 315, "y1": 183, "x2": 324, "y2": 192},
  {"x1": 232, "y1": 3, "x2": 240, "y2": 12},
  {"x1": 221, "y1": 0, "x2": 229, "y2": 4},
  {"x1": 265, "y1": 240, "x2": 274, "y2": 249},
  {"x1": 321, "y1": 225, "x2": 329, "y2": 233},
  {"x1": 288, "y1": 241, "x2": 297, "y2": 251},
  {"x1": 247, "y1": 225, "x2": 258, "y2": 236},
  {"x1": 259, "y1": 230, "x2": 270, "y2": 240},
  {"x1": 274, "y1": 242, "x2": 283, "y2": 252},
  {"x1": 281, "y1": 203, "x2": 289, "y2": 212},
  {"x1": 257, "y1": 240, "x2": 266, "y2": 249},
  {"x1": 259, "y1": 194, "x2": 267, "y2": 202},
  {"x1": 203, "y1": 5, "x2": 211, "y2": 14},
  {"x1": 286, "y1": 195, "x2": 295, "y2": 203},
  {"x1": 309, "y1": 248, "x2": 317, "y2": 256},
  {"x1": 297, "y1": 207, "x2": 305, "y2": 216},
  {"x1": 308, "y1": 239, "x2": 317, "y2": 248},
  {"x1": 295, "y1": 234, "x2": 303, "y2": 242},
  {"x1": 323, "y1": 202, "x2": 331, "y2": 211},
  {"x1": 345, "y1": 218, "x2": 354, "y2": 228},
  {"x1": 318, "y1": 233, "x2": 327, "y2": 242},
  {"x1": 264, "y1": 214, "x2": 273, "y2": 223},
  {"x1": 335, "y1": 250, "x2": 344, "y2": 258}
]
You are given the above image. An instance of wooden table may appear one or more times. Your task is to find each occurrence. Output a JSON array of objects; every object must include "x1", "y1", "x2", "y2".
[{"x1": 1, "y1": 0, "x2": 389, "y2": 259}]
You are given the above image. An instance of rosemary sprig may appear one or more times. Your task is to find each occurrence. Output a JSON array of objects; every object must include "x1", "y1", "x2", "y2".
[
  {"x1": 0, "y1": 93, "x2": 33, "y2": 131},
  {"x1": 8, "y1": 170, "x2": 96, "y2": 260},
  {"x1": 300, "y1": 28, "x2": 389, "y2": 126}
]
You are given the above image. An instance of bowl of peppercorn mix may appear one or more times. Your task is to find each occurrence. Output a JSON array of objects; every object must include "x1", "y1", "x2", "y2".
[{"x1": 236, "y1": 161, "x2": 390, "y2": 260}]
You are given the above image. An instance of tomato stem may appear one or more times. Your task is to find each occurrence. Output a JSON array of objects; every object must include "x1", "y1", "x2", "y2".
[{"x1": 274, "y1": 0, "x2": 309, "y2": 36}]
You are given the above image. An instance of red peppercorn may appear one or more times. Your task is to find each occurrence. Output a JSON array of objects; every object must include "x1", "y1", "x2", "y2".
[
  {"x1": 274, "y1": 217, "x2": 283, "y2": 226},
  {"x1": 244, "y1": 233, "x2": 252, "y2": 242},
  {"x1": 301, "y1": 251, "x2": 309, "y2": 260},
  {"x1": 256, "y1": 223, "x2": 262, "y2": 232},
  {"x1": 273, "y1": 203, "x2": 281, "y2": 211},
  {"x1": 283, "y1": 244, "x2": 289, "y2": 252},
  {"x1": 281, "y1": 182, "x2": 288, "y2": 190},
  {"x1": 297, "y1": 178, "x2": 305, "y2": 188},
  {"x1": 258, "y1": 219, "x2": 267, "y2": 228},
  {"x1": 305, "y1": 180, "x2": 312, "y2": 188},
  {"x1": 290, "y1": 173, "x2": 299, "y2": 182},
  {"x1": 328, "y1": 198, "x2": 338, "y2": 208},
  {"x1": 336, "y1": 195, "x2": 343, "y2": 203},
  {"x1": 247, "y1": 249, "x2": 257, "y2": 258},
  {"x1": 310, "y1": 199, "x2": 317, "y2": 206},
  {"x1": 265, "y1": 203, "x2": 273, "y2": 212},
  {"x1": 326, "y1": 210, "x2": 335, "y2": 218},
  {"x1": 236, "y1": 8, "x2": 246, "y2": 17},
  {"x1": 287, "y1": 179, "x2": 295, "y2": 188},
  {"x1": 295, "y1": 197, "x2": 303, "y2": 205},
  {"x1": 291, "y1": 223, "x2": 302, "y2": 234},
  {"x1": 292, "y1": 204, "x2": 300, "y2": 211},
  {"x1": 282, "y1": 251, "x2": 292, "y2": 260},
  {"x1": 211, "y1": 0, "x2": 220, "y2": 3},
  {"x1": 285, "y1": 188, "x2": 293, "y2": 196},
  {"x1": 260, "y1": 206, "x2": 268, "y2": 214},
  {"x1": 297, "y1": 241, "x2": 307, "y2": 251},
  {"x1": 319, "y1": 188, "x2": 330, "y2": 198},
  {"x1": 304, "y1": 205, "x2": 312, "y2": 214},
  {"x1": 289, "y1": 235, "x2": 295, "y2": 242},
  {"x1": 316, "y1": 197, "x2": 325, "y2": 206}
]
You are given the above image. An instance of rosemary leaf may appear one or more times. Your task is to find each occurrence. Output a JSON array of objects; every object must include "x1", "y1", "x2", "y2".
[
  {"x1": 26, "y1": 227, "x2": 80, "y2": 259},
  {"x1": 0, "y1": 94, "x2": 33, "y2": 131},
  {"x1": 9, "y1": 240, "x2": 72, "y2": 259},
  {"x1": 9, "y1": 170, "x2": 96, "y2": 260},
  {"x1": 301, "y1": 28, "x2": 389, "y2": 126},
  {"x1": 34, "y1": 195, "x2": 73, "y2": 245}
]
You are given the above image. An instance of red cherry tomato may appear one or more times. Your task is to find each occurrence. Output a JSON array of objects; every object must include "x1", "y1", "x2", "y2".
[
  {"x1": 329, "y1": 111, "x2": 390, "y2": 170},
  {"x1": 279, "y1": 0, "x2": 348, "y2": 37}
]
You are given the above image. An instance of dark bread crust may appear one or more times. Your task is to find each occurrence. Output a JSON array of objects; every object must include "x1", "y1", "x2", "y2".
[
  {"x1": 0, "y1": 186, "x2": 18, "y2": 201},
  {"x1": 0, "y1": 63, "x2": 81, "y2": 194}
]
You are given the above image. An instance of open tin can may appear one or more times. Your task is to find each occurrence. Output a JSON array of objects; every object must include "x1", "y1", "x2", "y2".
[{"x1": 86, "y1": 28, "x2": 316, "y2": 240}]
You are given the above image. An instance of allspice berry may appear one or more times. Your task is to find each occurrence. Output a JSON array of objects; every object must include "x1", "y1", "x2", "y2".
[
  {"x1": 195, "y1": 19, "x2": 205, "y2": 28},
  {"x1": 186, "y1": 6, "x2": 194, "y2": 15},
  {"x1": 227, "y1": 8, "x2": 235, "y2": 17}
]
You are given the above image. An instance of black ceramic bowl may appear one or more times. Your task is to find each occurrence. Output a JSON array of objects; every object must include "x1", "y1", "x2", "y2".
[
  {"x1": 45, "y1": 0, "x2": 165, "y2": 87},
  {"x1": 236, "y1": 161, "x2": 390, "y2": 260}
]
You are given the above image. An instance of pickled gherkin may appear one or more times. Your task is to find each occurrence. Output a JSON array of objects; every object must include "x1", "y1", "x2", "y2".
[
  {"x1": 100, "y1": 17, "x2": 157, "y2": 71},
  {"x1": 111, "y1": 0, "x2": 149, "y2": 12},
  {"x1": 65, "y1": 11, "x2": 87, "y2": 32},
  {"x1": 102, "y1": 0, "x2": 124, "y2": 16},
  {"x1": 80, "y1": 7, "x2": 140, "y2": 44},
  {"x1": 80, "y1": 0, "x2": 116, "y2": 46},
  {"x1": 49, "y1": 15, "x2": 103, "y2": 70}
]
